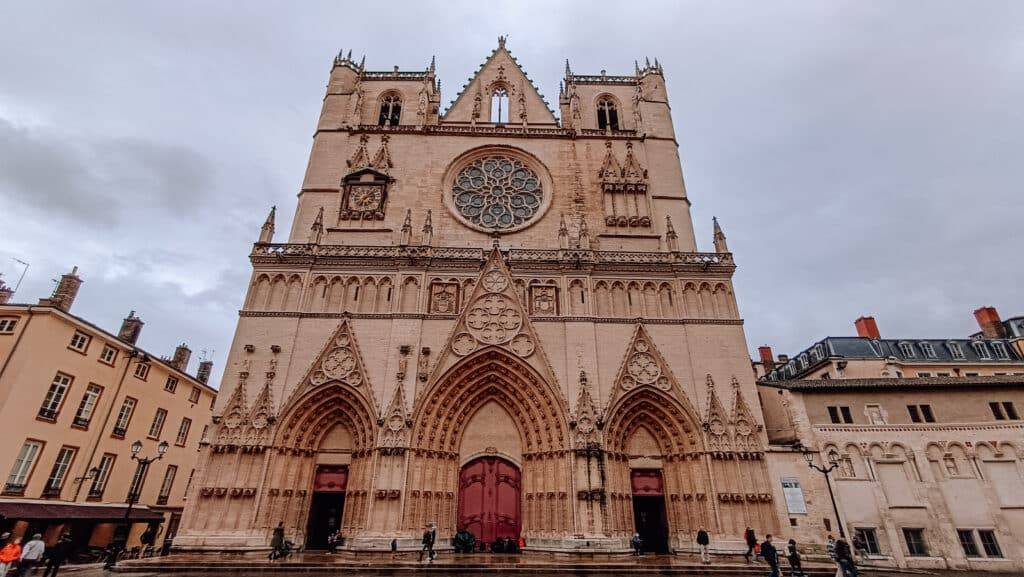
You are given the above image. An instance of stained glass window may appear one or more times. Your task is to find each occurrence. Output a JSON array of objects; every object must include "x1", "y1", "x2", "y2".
[{"x1": 452, "y1": 156, "x2": 543, "y2": 231}]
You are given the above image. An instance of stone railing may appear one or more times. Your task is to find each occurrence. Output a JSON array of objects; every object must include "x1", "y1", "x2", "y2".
[{"x1": 347, "y1": 124, "x2": 639, "y2": 140}]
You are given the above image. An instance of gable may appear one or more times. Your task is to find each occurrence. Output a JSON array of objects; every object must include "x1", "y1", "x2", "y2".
[{"x1": 443, "y1": 42, "x2": 557, "y2": 125}]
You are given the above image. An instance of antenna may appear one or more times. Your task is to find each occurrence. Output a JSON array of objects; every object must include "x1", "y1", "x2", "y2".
[{"x1": 11, "y1": 258, "x2": 29, "y2": 293}]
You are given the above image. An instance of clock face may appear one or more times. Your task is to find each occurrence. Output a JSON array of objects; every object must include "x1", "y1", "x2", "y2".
[{"x1": 348, "y1": 185, "x2": 383, "y2": 211}]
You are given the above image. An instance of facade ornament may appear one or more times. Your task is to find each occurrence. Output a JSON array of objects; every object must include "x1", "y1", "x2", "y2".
[
  {"x1": 370, "y1": 135, "x2": 393, "y2": 174},
  {"x1": 703, "y1": 374, "x2": 730, "y2": 452},
  {"x1": 713, "y1": 216, "x2": 729, "y2": 253},
  {"x1": 632, "y1": 82, "x2": 644, "y2": 132},
  {"x1": 471, "y1": 86, "x2": 482, "y2": 127},
  {"x1": 417, "y1": 78, "x2": 430, "y2": 126},
  {"x1": 558, "y1": 214, "x2": 569, "y2": 249},
  {"x1": 607, "y1": 324, "x2": 691, "y2": 411},
  {"x1": 730, "y1": 375, "x2": 758, "y2": 451},
  {"x1": 577, "y1": 214, "x2": 591, "y2": 249},
  {"x1": 518, "y1": 80, "x2": 528, "y2": 127},
  {"x1": 422, "y1": 210, "x2": 433, "y2": 245},
  {"x1": 397, "y1": 346, "x2": 409, "y2": 380},
  {"x1": 258, "y1": 206, "x2": 276, "y2": 243},
  {"x1": 399, "y1": 209, "x2": 412, "y2": 245},
  {"x1": 665, "y1": 215, "x2": 679, "y2": 252},
  {"x1": 308, "y1": 207, "x2": 324, "y2": 245},
  {"x1": 417, "y1": 347, "x2": 431, "y2": 382},
  {"x1": 283, "y1": 318, "x2": 379, "y2": 417},
  {"x1": 568, "y1": 82, "x2": 581, "y2": 129},
  {"x1": 347, "y1": 134, "x2": 371, "y2": 170},
  {"x1": 350, "y1": 76, "x2": 364, "y2": 125},
  {"x1": 571, "y1": 370, "x2": 601, "y2": 445}
]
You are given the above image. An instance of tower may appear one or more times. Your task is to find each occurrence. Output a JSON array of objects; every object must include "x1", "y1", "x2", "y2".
[{"x1": 177, "y1": 40, "x2": 777, "y2": 554}]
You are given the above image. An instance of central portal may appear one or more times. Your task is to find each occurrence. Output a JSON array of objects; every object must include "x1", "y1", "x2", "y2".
[
  {"x1": 306, "y1": 465, "x2": 347, "y2": 549},
  {"x1": 631, "y1": 469, "x2": 669, "y2": 553},
  {"x1": 458, "y1": 456, "x2": 521, "y2": 549}
]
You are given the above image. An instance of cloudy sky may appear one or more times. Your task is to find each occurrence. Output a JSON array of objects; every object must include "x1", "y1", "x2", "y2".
[{"x1": 2, "y1": 1, "x2": 1022, "y2": 388}]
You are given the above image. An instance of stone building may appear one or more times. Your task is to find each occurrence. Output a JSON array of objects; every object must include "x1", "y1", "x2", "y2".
[
  {"x1": 175, "y1": 40, "x2": 786, "y2": 553},
  {"x1": 0, "y1": 268, "x2": 217, "y2": 553},
  {"x1": 758, "y1": 311, "x2": 1024, "y2": 572}
]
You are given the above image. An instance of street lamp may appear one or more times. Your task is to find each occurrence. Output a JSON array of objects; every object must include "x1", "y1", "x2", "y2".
[
  {"x1": 107, "y1": 440, "x2": 169, "y2": 567},
  {"x1": 797, "y1": 443, "x2": 846, "y2": 539}
]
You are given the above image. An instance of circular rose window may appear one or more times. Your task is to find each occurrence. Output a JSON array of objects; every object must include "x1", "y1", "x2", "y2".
[{"x1": 451, "y1": 156, "x2": 545, "y2": 232}]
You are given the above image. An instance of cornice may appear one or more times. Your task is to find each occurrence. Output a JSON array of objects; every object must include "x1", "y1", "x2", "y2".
[{"x1": 236, "y1": 310, "x2": 742, "y2": 325}]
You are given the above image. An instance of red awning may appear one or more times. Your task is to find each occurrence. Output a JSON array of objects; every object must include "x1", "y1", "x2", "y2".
[{"x1": 0, "y1": 501, "x2": 164, "y2": 522}]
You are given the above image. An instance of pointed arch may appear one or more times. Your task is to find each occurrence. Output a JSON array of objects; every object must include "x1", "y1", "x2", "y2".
[
  {"x1": 376, "y1": 277, "x2": 394, "y2": 312},
  {"x1": 249, "y1": 274, "x2": 272, "y2": 311},
  {"x1": 284, "y1": 275, "x2": 303, "y2": 310},
  {"x1": 399, "y1": 277, "x2": 419, "y2": 312}
]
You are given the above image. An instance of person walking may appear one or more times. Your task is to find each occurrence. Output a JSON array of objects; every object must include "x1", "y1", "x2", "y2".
[
  {"x1": 825, "y1": 535, "x2": 836, "y2": 561},
  {"x1": 269, "y1": 522, "x2": 285, "y2": 561},
  {"x1": 743, "y1": 527, "x2": 758, "y2": 563},
  {"x1": 786, "y1": 539, "x2": 805, "y2": 577},
  {"x1": 15, "y1": 534, "x2": 44, "y2": 577},
  {"x1": 0, "y1": 535, "x2": 21, "y2": 577},
  {"x1": 41, "y1": 533, "x2": 73, "y2": 577},
  {"x1": 630, "y1": 533, "x2": 642, "y2": 556},
  {"x1": 760, "y1": 534, "x2": 779, "y2": 577},
  {"x1": 833, "y1": 536, "x2": 858, "y2": 577},
  {"x1": 851, "y1": 533, "x2": 869, "y2": 563},
  {"x1": 696, "y1": 528, "x2": 710, "y2": 564},
  {"x1": 418, "y1": 523, "x2": 436, "y2": 563}
]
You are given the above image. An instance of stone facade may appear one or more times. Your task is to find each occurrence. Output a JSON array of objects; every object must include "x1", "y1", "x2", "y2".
[{"x1": 175, "y1": 41, "x2": 783, "y2": 553}]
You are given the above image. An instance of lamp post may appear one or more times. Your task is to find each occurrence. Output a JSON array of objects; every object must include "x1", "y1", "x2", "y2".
[
  {"x1": 798, "y1": 443, "x2": 846, "y2": 539},
  {"x1": 108, "y1": 439, "x2": 168, "y2": 567}
]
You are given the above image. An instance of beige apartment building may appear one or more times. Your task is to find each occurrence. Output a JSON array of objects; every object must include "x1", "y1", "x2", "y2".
[
  {"x1": 757, "y1": 309, "x2": 1024, "y2": 572},
  {"x1": 0, "y1": 269, "x2": 217, "y2": 555}
]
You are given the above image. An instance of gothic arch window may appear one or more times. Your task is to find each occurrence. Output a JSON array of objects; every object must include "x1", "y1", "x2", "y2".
[
  {"x1": 378, "y1": 93, "x2": 402, "y2": 126},
  {"x1": 490, "y1": 87, "x2": 509, "y2": 124},
  {"x1": 597, "y1": 97, "x2": 619, "y2": 131}
]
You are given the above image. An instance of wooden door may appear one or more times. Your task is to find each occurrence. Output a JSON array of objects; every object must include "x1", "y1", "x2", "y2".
[{"x1": 457, "y1": 456, "x2": 521, "y2": 547}]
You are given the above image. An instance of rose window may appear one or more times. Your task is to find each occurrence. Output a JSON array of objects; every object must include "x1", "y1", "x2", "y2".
[{"x1": 452, "y1": 156, "x2": 543, "y2": 231}]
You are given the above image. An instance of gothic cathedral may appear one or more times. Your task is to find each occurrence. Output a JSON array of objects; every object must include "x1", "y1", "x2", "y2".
[{"x1": 176, "y1": 39, "x2": 780, "y2": 553}]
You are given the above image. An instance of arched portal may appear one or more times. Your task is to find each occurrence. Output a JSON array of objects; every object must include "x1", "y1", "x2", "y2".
[
  {"x1": 406, "y1": 348, "x2": 570, "y2": 540},
  {"x1": 458, "y1": 456, "x2": 522, "y2": 548}
]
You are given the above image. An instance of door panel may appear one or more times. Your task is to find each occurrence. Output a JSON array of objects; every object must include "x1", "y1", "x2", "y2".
[{"x1": 458, "y1": 456, "x2": 521, "y2": 547}]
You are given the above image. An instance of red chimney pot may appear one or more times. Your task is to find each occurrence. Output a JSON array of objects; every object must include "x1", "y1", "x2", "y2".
[{"x1": 855, "y1": 316, "x2": 881, "y2": 339}]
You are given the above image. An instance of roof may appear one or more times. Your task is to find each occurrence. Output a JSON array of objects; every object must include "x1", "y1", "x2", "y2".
[
  {"x1": 0, "y1": 499, "x2": 164, "y2": 521},
  {"x1": 760, "y1": 374, "x2": 1024, "y2": 393},
  {"x1": 0, "y1": 303, "x2": 218, "y2": 393}
]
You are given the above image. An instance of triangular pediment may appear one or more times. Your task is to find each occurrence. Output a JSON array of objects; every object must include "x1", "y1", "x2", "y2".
[
  {"x1": 703, "y1": 374, "x2": 730, "y2": 452},
  {"x1": 426, "y1": 248, "x2": 561, "y2": 394},
  {"x1": 729, "y1": 376, "x2": 759, "y2": 451},
  {"x1": 607, "y1": 324, "x2": 696, "y2": 416},
  {"x1": 380, "y1": 380, "x2": 410, "y2": 449},
  {"x1": 215, "y1": 368, "x2": 250, "y2": 444},
  {"x1": 443, "y1": 40, "x2": 557, "y2": 125}
]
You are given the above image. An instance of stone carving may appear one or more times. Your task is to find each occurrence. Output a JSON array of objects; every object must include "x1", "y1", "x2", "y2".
[
  {"x1": 509, "y1": 334, "x2": 535, "y2": 357},
  {"x1": 481, "y1": 269, "x2": 509, "y2": 292},
  {"x1": 428, "y1": 282, "x2": 459, "y2": 314},
  {"x1": 529, "y1": 285, "x2": 558, "y2": 316},
  {"x1": 451, "y1": 333, "x2": 477, "y2": 356},
  {"x1": 607, "y1": 324, "x2": 691, "y2": 412},
  {"x1": 451, "y1": 156, "x2": 543, "y2": 232},
  {"x1": 466, "y1": 293, "x2": 522, "y2": 344},
  {"x1": 417, "y1": 347, "x2": 431, "y2": 381}
]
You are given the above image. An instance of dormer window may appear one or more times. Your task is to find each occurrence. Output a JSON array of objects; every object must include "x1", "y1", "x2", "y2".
[
  {"x1": 899, "y1": 342, "x2": 915, "y2": 358},
  {"x1": 490, "y1": 87, "x2": 509, "y2": 124},
  {"x1": 948, "y1": 341, "x2": 965, "y2": 359},
  {"x1": 597, "y1": 97, "x2": 619, "y2": 131},
  {"x1": 919, "y1": 342, "x2": 936, "y2": 358},
  {"x1": 812, "y1": 344, "x2": 825, "y2": 361},
  {"x1": 973, "y1": 341, "x2": 992, "y2": 360},
  {"x1": 992, "y1": 341, "x2": 1010, "y2": 360},
  {"x1": 799, "y1": 354, "x2": 809, "y2": 369},
  {"x1": 378, "y1": 94, "x2": 402, "y2": 126}
]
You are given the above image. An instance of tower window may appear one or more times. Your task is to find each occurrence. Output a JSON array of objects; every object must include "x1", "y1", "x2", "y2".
[
  {"x1": 491, "y1": 87, "x2": 509, "y2": 124},
  {"x1": 378, "y1": 94, "x2": 402, "y2": 126},
  {"x1": 597, "y1": 98, "x2": 619, "y2": 131}
]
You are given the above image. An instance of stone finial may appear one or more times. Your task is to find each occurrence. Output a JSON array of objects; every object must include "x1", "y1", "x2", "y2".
[
  {"x1": 400, "y1": 209, "x2": 412, "y2": 245},
  {"x1": 712, "y1": 216, "x2": 729, "y2": 253},
  {"x1": 665, "y1": 216, "x2": 679, "y2": 252},
  {"x1": 309, "y1": 207, "x2": 324, "y2": 245},
  {"x1": 429, "y1": 55, "x2": 436, "y2": 73},
  {"x1": 558, "y1": 214, "x2": 569, "y2": 249},
  {"x1": 259, "y1": 205, "x2": 276, "y2": 243},
  {"x1": 565, "y1": 59, "x2": 572, "y2": 77},
  {"x1": 422, "y1": 210, "x2": 433, "y2": 245}
]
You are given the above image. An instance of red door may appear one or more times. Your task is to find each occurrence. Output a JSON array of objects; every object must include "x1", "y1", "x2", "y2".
[{"x1": 458, "y1": 456, "x2": 521, "y2": 547}]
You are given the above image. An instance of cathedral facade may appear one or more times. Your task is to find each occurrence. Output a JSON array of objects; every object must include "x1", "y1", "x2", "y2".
[{"x1": 175, "y1": 39, "x2": 782, "y2": 553}]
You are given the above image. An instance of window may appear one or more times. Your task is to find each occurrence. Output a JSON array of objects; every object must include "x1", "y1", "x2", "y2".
[
  {"x1": 813, "y1": 344, "x2": 825, "y2": 361},
  {"x1": 991, "y1": 341, "x2": 1009, "y2": 359},
  {"x1": 936, "y1": 372, "x2": 950, "y2": 377},
  {"x1": 827, "y1": 405, "x2": 854, "y2": 424},
  {"x1": 899, "y1": 342, "x2": 915, "y2": 358},
  {"x1": 5, "y1": 441, "x2": 43, "y2": 494},
  {"x1": 919, "y1": 342, "x2": 936, "y2": 358},
  {"x1": 88, "y1": 453, "x2": 116, "y2": 499},
  {"x1": 200, "y1": 425, "x2": 209, "y2": 442},
  {"x1": 43, "y1": 446, "x2": 76, "y2": 496},
  {"x1": 188, "y1": 387, "x2": 201, "y2": 404},
  {"x1": 127, "y1": 461, "x2": 148, "y2": 499},
  {"x1": 175, "y1": 418, "x2": 192, "y2": 446},
  {"x1": 916, "y1": 372, "x2": 932, "y2": 377},
  {"x1": 157, "y1": 465, "x2": 177, "y2": 505},
  {"x1": 855, "y1": 528, "x2": 881, "y2": 555},
  {"x1": 39, "y1": 372, "x2": 72, "y2": 420},
  {"x1": 0, "y1": 318, "x2": 17, "y2": 333},
  {"x1": 148, "y1": 408, "x2": 168, "y2": 438},
  {"x1": 907, "y1": 404, "x2": 935, "y2": 423},
  {"x1": 164, "y1": 376, "x2": 178, "y2": 393},
  {"x1": 990, "y1": 401, "x2": 1019, "y2": 421},
  {"x1": 978, "y1": 530, "x2": 1003, "y2": 558},
  {"x1": 378, "y1": 94, "x2": 402, "y2": 126},
  {"x1": 949, "y1": 342, "x2": 965, "y2": 359},
  {"x1": 965, "y1": 372, "x2": 979, "y2": 377},
  {"x1": 866, "y1": 404, "x2": 886, "y2": 424},
  {"x1": 68, "y1": 331, "x2": 90, "y2": 353},
  {"x1": 957, "y1": 529, "x2": 980, "y2": 557},
  {"x1": 99, "y1": 345, "x2": 117, "y2": 365},
  {"x1": 903, "y1": 528, "x2": 928, "y2": 556},
  {"x1": 490, "y1": 87, "x2": 509, "y2": 123},
  {"x1": 972, "y1": 342, "x2": 991, "y2": 360},
  {"x1": 73, "y1": 384, "x2": 103, "y2": 428},
  {"x1": 134, "y1": 362, "x2": 150, "y2": 380},
  {"x1": 596, "y1": 97, "x2": 619, "y2": 131},
  {"x1": 112, "y1": 398, "x2": 137, "y2": 437}
]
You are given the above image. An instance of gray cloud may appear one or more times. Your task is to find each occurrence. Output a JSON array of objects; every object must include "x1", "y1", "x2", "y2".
[{"x1": 1, "y1": 1, "x2": 1022, "y2": 382}]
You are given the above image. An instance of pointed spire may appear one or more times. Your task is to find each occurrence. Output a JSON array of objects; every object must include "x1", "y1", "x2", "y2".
[
  {"x1": 621, "y1": 141, "x2": 646, "y2": 182},
  {"x1": 599, "y1": 141, "x2": 622, "y2": 183},
  {"x1": 347, "y1": 49, "x2": 352, "y2": 59},
  {"x1": 359, "y1": 55, "x2": 365, "y2": 69},
  {"x1": 578, "y1": 214, "x2": 591, "y2": 249},
  {"x1": 645, "y1": 57, "x2": 651, "y2": 68},
  {"x1": 258, "y1": 205, "x2": 276, "y2": 243},
  {"x1": 422, "y1": 209, "x2": 433, "y2": 245},
  {"x1": 665, "y1": 215, "x2": 679, "y2": 252},
  {"x1": 371, "y1": 134, "x2": 393, "y2": 173},
  {"x1": 429, "y1": 55, "x2": 436, "y2": 72},
  {"x1": 565, "y1": 59, "x2": 572, "y2": 77},
  {"x1": 400, "y1": 209, "x2": 412, "y2": 245},
  {"x1": 347, "y1": 134, "x2": 371, "y2": 169},
  {"x1": 558, "y1": 214, "x2": 569, "y2": 249},
  {"x1": 309, "y1": 207, "x2": 324, "y2": 244},
  {"x1": 634, "y1": 60, "x2": 640, "y2": 75},
  {"x1": 498, "y1": 35, "x2": 506, "y2": 49},
  {"x1": 713, "y1": 216, "x2": 729, "y2": 253}
]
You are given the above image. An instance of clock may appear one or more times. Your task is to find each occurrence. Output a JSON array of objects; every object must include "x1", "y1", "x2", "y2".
[{"x1": 347, "y1": 185, "x2": 383, "y2": 211}]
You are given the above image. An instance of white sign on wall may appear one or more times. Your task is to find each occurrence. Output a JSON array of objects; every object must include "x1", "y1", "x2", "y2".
[{"x1": 781, "y1": 477, "x2": 807, "y2": 514}]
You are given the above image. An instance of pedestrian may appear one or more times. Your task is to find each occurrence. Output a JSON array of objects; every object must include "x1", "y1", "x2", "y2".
[
  {"x1": 418, "y1": 523, "x2": 436, "y2": 563},
  {"x1": 269, "y1": 522, "x2": 285, "y2": 561},
  {"x1": 42, "y1": 533, "x2": 73, "y2": 577},
  {"x1": 16, "y1": 534, "x2": 44, "y2": 577},
  {"x1": 833, "y1": 536, "x2": 857, "y2": 577},
  {"x1": 696, "y1": 528, "x2": 710, "y2": 564},
  {"x1": 825, "y1": 534, "x2": 836, "y2": 561},
  {"x1": 0, "y1": 535, "x2": 21, "y2": 577},
  {"x1": 743, "y1": 527, "x2": 758, "y2": 563},
  {"x1": 851, "y1": 533, "x2": 868, "y2": 563},
  {"x1": 786, "y1": 539, "x2": 805, "y2": 577},
  {"x1": 759, "y1": 534, "x2": 779, "y2": 577},
  {"x1": 630, "y1": 533, "x2": 642, "y2": 556}
]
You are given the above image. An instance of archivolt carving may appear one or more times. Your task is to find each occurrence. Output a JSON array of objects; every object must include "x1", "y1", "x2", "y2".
[{"x1": 607, "y1": 324, "x2": 693, "y2": 414}]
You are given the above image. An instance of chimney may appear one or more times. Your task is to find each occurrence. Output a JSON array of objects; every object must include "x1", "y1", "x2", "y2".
[
  {"x1": 758, "y1": 346, "x2": 775, "y2": 370},
  {"x1": 855, "y1": 316, "x2": 881, "y2": 339},
  {"x1": 43, "y1": 266, "x2": 83, "y2": 312},
  {"x1": 196, "y1": 360, "x2": 214, "y2": 385},
  {"x1": 777, "y1": 354, "x2": 790, "y2": 364},
  {"x1": 0, "y1": 276, "x2": 12, "y2": 305},
  {"x1": 171, "y1": 343, "x2": 192, "y2": 372},
  {"x1": 118, "y1": 311, "x2": 144, "y2": 345},
  {"x1": 974, "y1": 306, "x2": 1006, "y2": 339}
]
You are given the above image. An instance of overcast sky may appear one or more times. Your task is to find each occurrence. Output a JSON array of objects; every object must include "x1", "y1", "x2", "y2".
[{"x1": 2, "y1": 1, "x2": 1022, "y2": 388}]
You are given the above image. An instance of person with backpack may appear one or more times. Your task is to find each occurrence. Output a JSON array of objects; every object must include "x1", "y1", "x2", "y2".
[
  {"x1": 696, "y1": 528, "x2": 710, "y2": 564},
  {"x1": 630, "y1": 533, "x2": 642, "y2": 556},
  {"x1": 833, "y1": 536, "x2": 858, "y2": 577},
  {"x1": 760, "y1": 534, "x2": 779, "y2": 577},
  {"x1": 418, "y1": 523, "x2": 436, "y2": 563},
  {"x1": 744, "y1": 527, "x2": 758, "y2": 563},
  {"x1": 786, "y1": 539, "x2": 806, "y2": 577}
]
